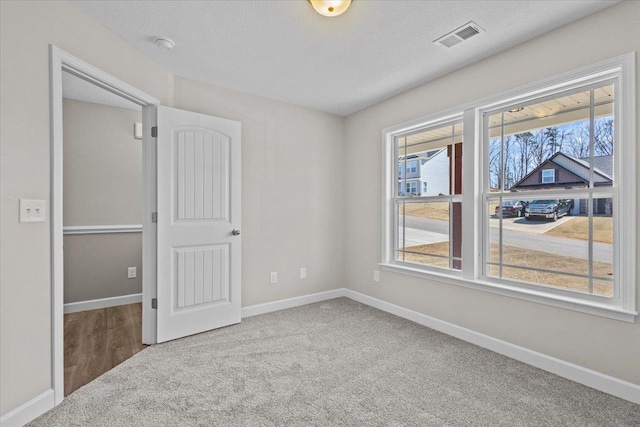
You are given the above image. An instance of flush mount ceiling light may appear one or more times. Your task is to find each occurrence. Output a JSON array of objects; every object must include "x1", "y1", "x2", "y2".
[
  {"x1": 308, "y1": 0, "x2": 352, "y2": 17},
  {"x1": 154, "y1": 37, "x2": 175, "y2": 51}
]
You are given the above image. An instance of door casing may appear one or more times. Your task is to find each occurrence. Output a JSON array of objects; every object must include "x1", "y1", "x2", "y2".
[{"x1": 49, "y1": 46, "x2": 160, "y2": 406}]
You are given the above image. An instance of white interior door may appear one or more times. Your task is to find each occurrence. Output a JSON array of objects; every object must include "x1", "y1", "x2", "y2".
[{"x1": 156, "y1": 106, "x2": 241, "y2": 343}]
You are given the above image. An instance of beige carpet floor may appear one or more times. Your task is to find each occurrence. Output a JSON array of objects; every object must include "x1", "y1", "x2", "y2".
[{"x1": 31, "y1": 298, "x2": 640, "y2": 426}]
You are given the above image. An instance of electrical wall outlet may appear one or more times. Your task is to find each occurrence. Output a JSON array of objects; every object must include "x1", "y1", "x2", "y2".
[
  {"x1": 128, "y1": 267, "x2": 137, "y2": 279},
  {"x1": 300, "y1": 267, "x2": 307, "y2": 279},
  {"x1": 19, "y1": 199, "x2": 46, "y2": 223},
  {"x1": 270, "y1": 272, "x2": 278, "y2": 284},
  {"x1": 373, "y1": 270, "x2": 380, "y2": 282}
]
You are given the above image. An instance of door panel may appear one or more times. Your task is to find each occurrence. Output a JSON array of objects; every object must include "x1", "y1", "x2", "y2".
[
  {"x1": 157, "y1": 106, "x2": 241, "y2": 343},
  {"x1": 174, "y1": 244, "x2": 229, "y2": 309},
  {"x1": 175, "y1": 130, "x2": 229, "y2": 221}
]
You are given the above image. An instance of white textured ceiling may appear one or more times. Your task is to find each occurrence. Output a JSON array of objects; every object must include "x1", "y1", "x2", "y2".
[{"x1": 71, "y1": 0, "x2": 617, "y2": 116}]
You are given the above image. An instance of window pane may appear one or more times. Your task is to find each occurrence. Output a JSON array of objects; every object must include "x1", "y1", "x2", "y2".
[
  {"x1": 484, "y1": 82, "x2": 617, "y2": 297},
  {"x1": 396, "y1": 203, "x2": 403, "y2": 261},
  {"x1": 488, "y1": 195, "x2": 613, "y2": 297},
  {"x1": 397, "y1": 202, "x2": 461, "y2": 270},
  {"x1": 500, "y1": 267, "x2": 591, "y2": 293},
  {"x1": 487, "y1": 84, "x2": 614, "y2": 194},
  {"x1": 397, "y1": 121, "x2": 462, "y2": 198}
]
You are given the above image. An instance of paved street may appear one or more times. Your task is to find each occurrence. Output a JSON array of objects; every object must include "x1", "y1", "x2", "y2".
[{"x1": 400, "y1": 216, "x2": 612, "y2": 263}]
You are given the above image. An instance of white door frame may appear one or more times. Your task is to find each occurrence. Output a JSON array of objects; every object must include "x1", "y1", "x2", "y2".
[{"x1": 49, "y1": 46, "x2": 160, "y2": 405}]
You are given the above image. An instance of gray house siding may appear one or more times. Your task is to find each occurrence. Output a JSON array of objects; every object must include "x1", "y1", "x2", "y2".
[
  {"x1": 420, "y1": 149, "x2": 449, "y2": 196},
  {"x1": 398, "y1": 148, "x2": 449, "y2": 196}
]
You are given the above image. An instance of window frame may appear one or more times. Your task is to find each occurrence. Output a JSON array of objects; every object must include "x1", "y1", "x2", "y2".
[
  {"x1": 541, "y1": 169, "x2": 555, "y2": 184},
  {"x1": 392, "y1": 116, "x2": 464, "y2": 274},
  {"x1": 405, "y1": 181, "x2": 418, "y2": 194},
  {"x1": 381, "y1": 53, "x2": 637, "y2": 322},
  {"x1": 406, "y1": 161, "x2": 418, "y2": 174}
]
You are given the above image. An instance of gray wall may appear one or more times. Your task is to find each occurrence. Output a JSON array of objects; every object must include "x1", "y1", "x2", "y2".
[
  {"x1": 62, "y1": 98, "x2": 143, "y2": 303},
  {"x1": 343, "y1": 1, "x2": 640, "y2": 385},
  {"x1": 173, "y1": 76, "x2": 345, "y2": 307},
  {"x1": 0, "y1": 0, "x2": 173, "y2": 414},
  {"x1": 63, "y1": 99, "x2": 142, "y2": 226},
  {"x1": 64, "y1": 233, "x2": 142, "y2": 303}
]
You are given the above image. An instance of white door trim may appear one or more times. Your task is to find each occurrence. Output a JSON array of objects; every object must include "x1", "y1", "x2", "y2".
[{"x1": 49, "y1": 45, "x2": 160, "y2": 406}]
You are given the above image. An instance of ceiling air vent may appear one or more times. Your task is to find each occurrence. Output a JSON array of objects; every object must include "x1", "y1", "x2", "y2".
[{"x1": 434, "y1": 21, "x2": 484, "y2": 48}]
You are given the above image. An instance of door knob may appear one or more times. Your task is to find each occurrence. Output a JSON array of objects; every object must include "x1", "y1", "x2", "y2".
[{"x1": 232, "y1": 229, "x2": 241, "y2": 236}]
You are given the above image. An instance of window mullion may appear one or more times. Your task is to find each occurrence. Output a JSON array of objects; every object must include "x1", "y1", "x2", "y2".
[
  {"x1": 461, "y1": 108, "x2": 477, "y2": 280},
  {"x1": 588, "y1": 89, "x2": 595, "y2": 294},
  {"x1": 402, "y1": 137, "x2": 407, "y2": 261}
]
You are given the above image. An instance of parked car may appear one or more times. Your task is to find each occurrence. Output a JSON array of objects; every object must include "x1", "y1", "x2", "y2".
[
  {"x1": 494, "y1": 200, "x2": 528, "y2": 218},
  {"x1": 525, "y1": 199, "x2": 572, "y2": 221}
]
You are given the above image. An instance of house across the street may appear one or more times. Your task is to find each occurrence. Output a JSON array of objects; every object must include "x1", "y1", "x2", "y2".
[
  {"x1": 510, "y1": 152, "x2": 612, "y2": 215},
  {"x1": 398, "y1": 148, "x2": 449, "y2": 196}
]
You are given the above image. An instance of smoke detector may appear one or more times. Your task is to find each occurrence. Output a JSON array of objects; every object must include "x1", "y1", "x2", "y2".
[
  {"x1": 434, "y1": 21, "x2": 484, "y2": 48},
  {"x1": 154, "y1": 37, "x2": 175, "y2": 51}
]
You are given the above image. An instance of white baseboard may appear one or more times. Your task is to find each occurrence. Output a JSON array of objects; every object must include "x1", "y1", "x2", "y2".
[
  {"x1": 0, "y1": 389, "x2": 54, "y2": 427},
  {"x1": 344, "y1": 289, "x2": 640, "y2": 405},
  {"x1": 241, "y1": 288, "x2": 345, "y2": 318},
  {"x1": 64, "y1": 293, "x2": 143, "y2": 314}
]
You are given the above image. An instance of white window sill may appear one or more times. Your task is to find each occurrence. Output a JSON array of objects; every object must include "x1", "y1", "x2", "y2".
[{"x1": 379, "y1": 263, "x2": 638, "y2": 323}]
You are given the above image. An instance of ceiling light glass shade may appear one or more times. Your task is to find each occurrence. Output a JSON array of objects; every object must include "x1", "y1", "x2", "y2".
[{"x1": 309, "y1": 0, "x2": 352, "y2": 17}]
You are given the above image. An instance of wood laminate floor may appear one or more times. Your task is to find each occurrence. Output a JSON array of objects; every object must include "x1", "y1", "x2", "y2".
[{"x1": 64, "y1": 303, "x2": 147, "y2": 396}]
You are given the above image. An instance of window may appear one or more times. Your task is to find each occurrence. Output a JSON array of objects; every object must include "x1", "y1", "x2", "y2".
[
  {"x1": 541, "y1": 169, "x2": 555, "y2": 183},
  {"x1": 405, "y1": 181, "x2": 419, "y2": 195},
  {"x1": 383, "y1": 55, "x2": 636, "y2": 321},
  {"x1": 394, "y1": 119, "x2": 463, "y2": 271},
  {"x1": 486, "y1": 82, "x2": 615, "y2": 299},
  {"x1": 407, "y1": 161, "x2": 418, "y2": 173}
]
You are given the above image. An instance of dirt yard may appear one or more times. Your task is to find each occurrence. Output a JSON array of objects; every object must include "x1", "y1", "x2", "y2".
[
  {"x1": 400, "y1": 242, "x2": 613, "y2": 296},
  {"x1": 544, "y1": 216, "x2": 613, "y2": 243},
  {"x1": 401, "y1": 202, "x2": 449, "y2": 221}
]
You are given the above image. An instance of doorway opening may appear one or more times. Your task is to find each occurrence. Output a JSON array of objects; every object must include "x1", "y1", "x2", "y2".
[
  {"x1": 50, "y1": 46, "x2": 159, "y2": 405},
  {"x1": 61, "y1": 70, "x2": 146, "y2": 395}
]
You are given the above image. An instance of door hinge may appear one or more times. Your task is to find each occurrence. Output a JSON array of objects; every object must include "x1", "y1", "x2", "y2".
[
  {"x1": 151, "y1": 298, "x2": 157, "y2": 309},
  {"x1": 151, "y1": 212, "x2": 157, "y2": 223},
  {"x1": 151, "y1": 126, "x2": 158, "y2": 138}
]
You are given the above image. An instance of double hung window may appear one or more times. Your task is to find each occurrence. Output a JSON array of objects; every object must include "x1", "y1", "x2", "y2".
[
  {"x1": 485, "y1": 82, "x2": 616, "y2": 298},
  {"x1": 382, "y1": 55, "x2": 636, "y2": 321},
  {"x1": 394, "y1": 119, "x2": 463, "y2": 271},
  {"x1": 541, "y1": 169, "x2": 555, "y2": 183}
]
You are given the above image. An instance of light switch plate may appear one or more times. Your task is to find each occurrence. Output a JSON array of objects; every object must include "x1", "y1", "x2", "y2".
[
  {"x1": 128, "y1": 267, "x2": 137, "y2": 279},
  {"x1": 19, "y1": 199, "x2": 46, "y2": 223}
]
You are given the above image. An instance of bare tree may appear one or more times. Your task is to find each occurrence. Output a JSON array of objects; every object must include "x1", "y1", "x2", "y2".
[
  {"x1": 565, "y1": 123, "x2": 590, "y2": 158},
  {"x1": 593, "y1": 118, "x2": 613, "y2": 156},
  {"x1": 488, "y1": 138, "x2": 502, "y2": 190},
  {"x1": 487, "y1": 117, "x2": 613, "y2": 191}
]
